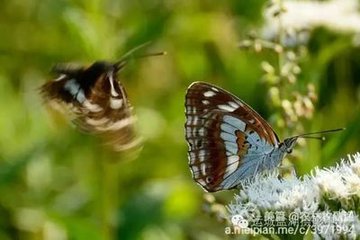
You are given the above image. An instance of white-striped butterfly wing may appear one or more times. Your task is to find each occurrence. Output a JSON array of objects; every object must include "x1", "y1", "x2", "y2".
[
  {"x1": 185, "y1": 82, "x2": 280, "y2": 192},
  {"x1": 40, "y1": 62, "x2": 141, "y2": 152}
]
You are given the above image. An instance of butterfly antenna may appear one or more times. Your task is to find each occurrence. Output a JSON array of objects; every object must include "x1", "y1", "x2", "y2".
[
  {"x1": 114, "y1": 42, "x2": 166, "y2": 71},
  {"x1": 295, "y1": 127, "x2": 345, "y2": 140},
  {"x1": 300, "y1": 136, "x2": 326, "y2": 141}
]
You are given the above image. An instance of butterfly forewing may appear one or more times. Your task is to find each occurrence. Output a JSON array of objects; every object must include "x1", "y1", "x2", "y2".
[
  {"x1": 185, "y1": 82, "x2": 279, "y2": 192},
  {"x1": 40, "y1": 61, "x2": 141, "y2": 152}
]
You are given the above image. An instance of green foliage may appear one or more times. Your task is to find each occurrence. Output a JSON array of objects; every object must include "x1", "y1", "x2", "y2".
[{"x1": 0, "y1": 0, "x2": 359, "y2": 239}]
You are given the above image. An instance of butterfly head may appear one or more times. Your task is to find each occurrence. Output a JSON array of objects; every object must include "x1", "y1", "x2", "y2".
[
  {"x1": 51, "y1": 61, "x2": 115, "y2": 79},
  {"x1": 280, "y1": 137, "x2": 298, "y2": 154},
  {"x1": 91, "y1": 61, "x2": 121, "y2": 75},
  {"x1": 89, "y1": 61, "x2": 114, "y2": 71}
]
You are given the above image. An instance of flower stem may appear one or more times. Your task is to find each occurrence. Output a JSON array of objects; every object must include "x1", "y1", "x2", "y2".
[{"x1": 276, "y1": 0, "x2": 285, "y2": 80}]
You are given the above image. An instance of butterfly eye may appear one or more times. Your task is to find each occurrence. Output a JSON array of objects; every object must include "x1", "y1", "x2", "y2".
[
  {"x1": 205, "y1": 176, "x2": 214, "y2": 184},
  {"x1": 287, "y1": 149, "x2": 293, "y2": 154}
]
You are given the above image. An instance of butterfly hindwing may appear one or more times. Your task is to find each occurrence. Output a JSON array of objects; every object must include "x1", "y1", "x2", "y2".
[{"x1": 185, "y1": 82, "x2": 279, "y2": 192}]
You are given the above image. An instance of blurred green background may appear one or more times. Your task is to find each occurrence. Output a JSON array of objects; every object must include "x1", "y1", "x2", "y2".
[{"x1": 0, "y1": 0, "x2": 359, "y2": 239}]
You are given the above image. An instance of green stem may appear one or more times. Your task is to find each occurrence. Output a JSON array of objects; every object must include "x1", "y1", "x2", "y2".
[
  {"x1": 274, "y1": 0, "x2": 290, "y2": 132},
  {"x1": 276, "y1": 0, "x2": 285, "y2": 84}
]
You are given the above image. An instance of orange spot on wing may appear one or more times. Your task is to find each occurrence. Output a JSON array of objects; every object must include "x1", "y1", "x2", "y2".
[{"x1": 235, "y1": 130, "x2": 249, "y2": 159}]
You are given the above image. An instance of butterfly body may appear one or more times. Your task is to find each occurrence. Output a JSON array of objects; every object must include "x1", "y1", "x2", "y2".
[
  {"x1": 40, "y1": 60, "x2": 141, "y2": 152},
  {"x1": 185, "y1": 82, "x2": 298, "y2": 192}
]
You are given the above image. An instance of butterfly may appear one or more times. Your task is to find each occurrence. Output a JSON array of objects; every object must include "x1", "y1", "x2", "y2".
[
  {"x1": 40, "y1": 43, "x2": 165, "y2": 152},
  {"x1": 40, "y1": 59, "x2": 142, "y2": 152},
  {"x1": 185, "y1": 81, "x2": 343, "y2": 192}
]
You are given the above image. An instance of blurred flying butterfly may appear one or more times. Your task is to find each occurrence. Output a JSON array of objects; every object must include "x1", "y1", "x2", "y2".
[
  {"x1": 40, "y1": 44, "x2": 165, "y2": 152},
  {"x1": 185, "y1": 82, "x2": 344, "y2": 192}
]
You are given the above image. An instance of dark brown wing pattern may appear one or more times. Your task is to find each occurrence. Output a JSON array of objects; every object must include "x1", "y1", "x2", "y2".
[
  {"x1": 185, "y1": 82, "x2": 279, "y2": 191},
  {"x1": 40, "y1": 62, "x2": 141, "y2": 152}
]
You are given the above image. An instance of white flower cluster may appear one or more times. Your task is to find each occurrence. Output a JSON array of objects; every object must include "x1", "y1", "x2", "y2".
[
  {"x1": 227, "y1": 153, "x2": 360, "y2": 239},
  {"x1": 313, "y1": 153, "x2": 360, "y2": 202},
  {"x1": 263, "y1": 0, "x2": 360, "y2": 42}
]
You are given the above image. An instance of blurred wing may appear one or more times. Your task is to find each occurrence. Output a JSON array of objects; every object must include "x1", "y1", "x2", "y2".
[
  {"x1": 40, "y1": 66, "x2": 141, "y2": 152},
  {"x1": 185, "y1": 82, "x2": 279, "y2": 192}
]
